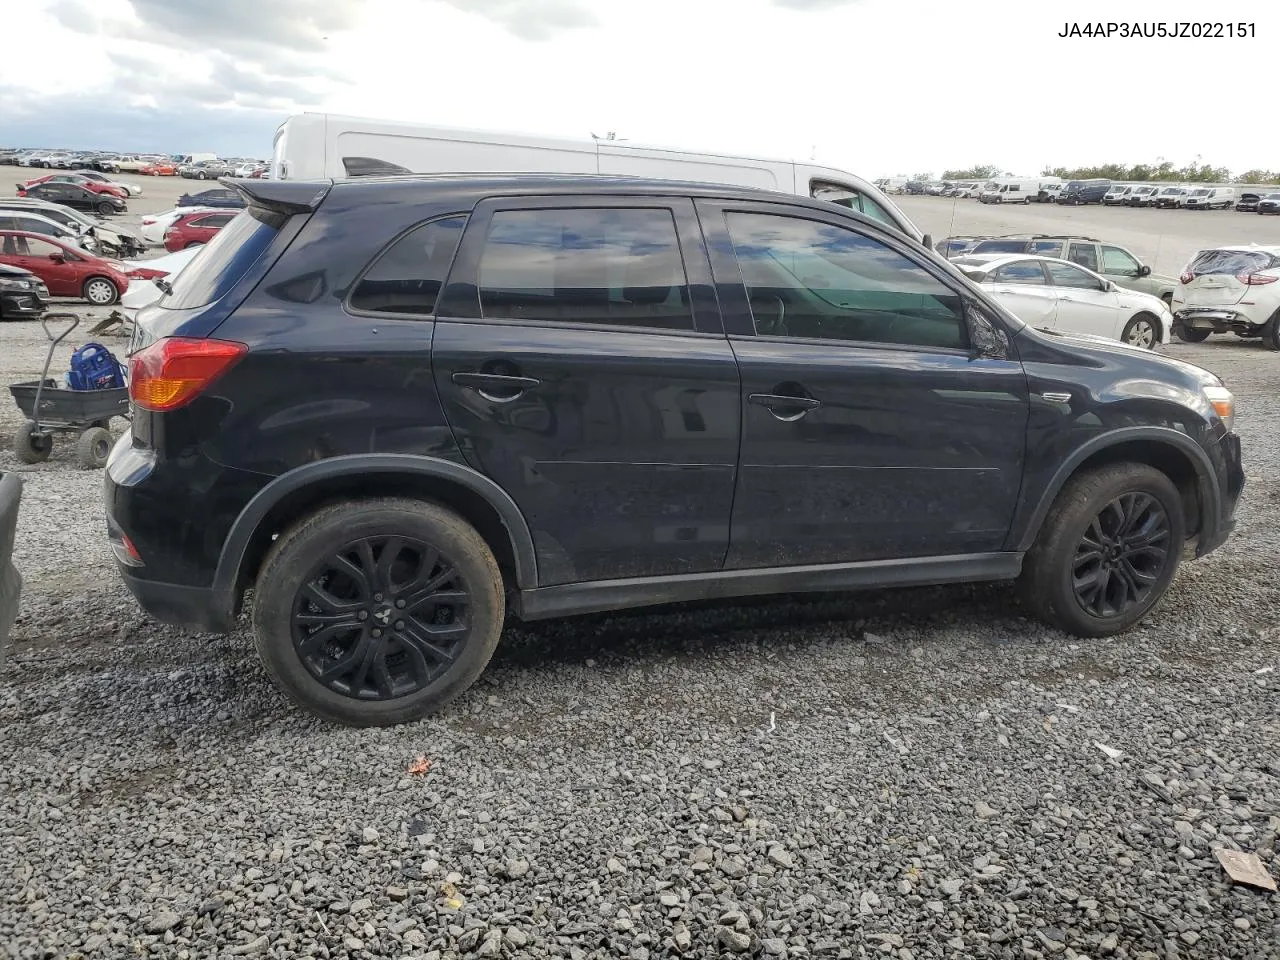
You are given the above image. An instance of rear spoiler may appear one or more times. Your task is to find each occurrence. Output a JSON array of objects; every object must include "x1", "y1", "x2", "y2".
[{"x1": 220, "y1": 177, "x2": 330, "y2": 215}]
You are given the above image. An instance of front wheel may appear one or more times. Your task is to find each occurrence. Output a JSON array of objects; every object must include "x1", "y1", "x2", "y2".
[
  {"x1": 1262, "y1": 313, "x2": 1280, "y2": 351},
  {"x1": 1018, "y1": 463, "x2": 1184, "y2": 637},
  {"x1": 252, "y1": 498, "x2": 506, "y2": 727},
  {"x1": 96, "y1": 200, "x2": 114, "y2": 215},
  {"x1": 82, "y1": 276, "x2": 119, "y2": 306},
  {"x1": 13, "y1": 420, "x2": 52, "y2": 464},
  {"x1": 1121, "y1": 313, "x2": 1160, "y2": 349},
  {"x1": 196, "y1": 171, "x2": 206, "y2": 180}
]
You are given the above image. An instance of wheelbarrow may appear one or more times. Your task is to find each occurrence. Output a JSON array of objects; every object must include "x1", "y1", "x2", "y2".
[{"x1": 9, "y1": 313, "x2": 130, "y2": 469}]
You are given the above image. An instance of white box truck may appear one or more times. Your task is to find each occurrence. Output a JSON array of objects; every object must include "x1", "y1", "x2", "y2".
[{"x1": 267, "y1": 113, "x2": 925, "y2": 245}]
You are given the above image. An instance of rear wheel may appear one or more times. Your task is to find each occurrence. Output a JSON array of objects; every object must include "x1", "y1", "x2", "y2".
[
  {"x1": 75, "y1": 427, "x2": 112, "y2": 469},
  {"x1": 1018, "y1": 463, "x2": 1184, "y2": 637},
  {"x1": 252, "y1": 498, "x2": 506, "y2": 726},
  {"x1": 13, "y1": 420, "x2": 53, "y2": 464},
  {"x1": 82, "y1": 276, "x2": 119, "y2": 306},
  {"x1": 1173, "y1": 322, "x2": 1211, "y2": 343},
  {"x1": 1262, "y1": 312, "x2": 1280, "y2": 351},
  {"x1": 1121, "y1": 313, "x2": 1159, "y2": 349}
]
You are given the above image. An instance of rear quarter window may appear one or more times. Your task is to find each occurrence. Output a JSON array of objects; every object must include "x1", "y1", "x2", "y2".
[{"x1": 161, "y1": 208, "x2": 286, "y2": 310}]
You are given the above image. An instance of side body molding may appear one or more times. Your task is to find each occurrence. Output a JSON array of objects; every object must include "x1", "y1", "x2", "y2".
[{"x1": 213, "y1": 454, "x2": 540, "y2": 600}]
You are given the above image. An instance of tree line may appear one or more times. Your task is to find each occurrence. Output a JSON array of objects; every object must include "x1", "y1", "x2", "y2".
[{"x1": 928, "y1": 162, "x2": 1278, "y2": 184}]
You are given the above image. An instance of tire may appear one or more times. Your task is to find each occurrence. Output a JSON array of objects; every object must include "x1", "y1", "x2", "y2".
[
  {"x1": 196, "y1": 171, "x2": 206, "y2": 180},
  {"x1": 13, "y1": 420, "x2": 52, "y2": 464},
  {"x1": 82, "y1": 276, "x2": 119, "y2": 306},
  {"x1": 1120, "y1": 313, "x2": 1159, "y2": 349},
  {"x1": 1262, "y1": 312, "x2": 1280, "y2": 351},
  {"x1": 1173, "y1": 322, "x2": 1211, "y2": 343},
  {"x1": 1018, "y1": 463, "x2": 1184, "y2": 637},
  {"x1": 96, "y1": 200, "x2": 114, "y2": 215},
  {"x1": 252, "y1": 498, "x2": 506, "y2": 727},
  {"x1": 75, "y1": 427, "x2": 112, "y2": 469}
]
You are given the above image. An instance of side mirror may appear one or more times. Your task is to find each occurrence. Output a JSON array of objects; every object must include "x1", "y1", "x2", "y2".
[
  {"x1": 48, "y1": 253, "x2": 65, "y2": 263},
  {"x1": 1137, "y1": 264, "x2": 1151, "y2": 278},
  {"x1": 921, "y1": 233, "x2": 933, "y2": 250}
]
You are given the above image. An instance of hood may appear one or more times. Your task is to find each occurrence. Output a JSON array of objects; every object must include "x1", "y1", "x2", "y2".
[
  {"x1": 1116, "y1": 288, "x2": 1172, "y2": 314},
  {"x1": 0, "y1": 263, "x2": 35, "y2": 279},
  {"x1": 1026, "y1": 326, "x2": 1220, "y2": 387}
]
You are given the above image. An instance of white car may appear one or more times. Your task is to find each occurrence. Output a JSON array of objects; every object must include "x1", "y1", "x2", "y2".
[
  {"x1": 953, "y1": 253, "x2": 1172, "y2": 348},
  {"x1": 139, "y1": 205, "x2": 224, "y2": 245},
  {"x1": 119, "y1": 246, "x2": 204, "y2": 317},
  {"x1": 1170, "y1": 245, "x2": 1280, "y2": 348}
]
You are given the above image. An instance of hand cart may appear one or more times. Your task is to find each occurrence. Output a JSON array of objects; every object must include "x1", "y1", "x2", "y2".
[{"x1": 8, "y1": 313, "x2": 130, "y2": 469}]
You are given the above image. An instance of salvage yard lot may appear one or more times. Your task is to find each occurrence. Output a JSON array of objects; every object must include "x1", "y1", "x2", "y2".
[{"x1": 1, "y1": 191, "x2": 1278, "y2": 958}]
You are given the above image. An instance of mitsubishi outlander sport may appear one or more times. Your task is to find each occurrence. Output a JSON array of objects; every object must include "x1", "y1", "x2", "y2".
[{"x1": 105, "y1": 175, "x2": 1245, "y2": 726}]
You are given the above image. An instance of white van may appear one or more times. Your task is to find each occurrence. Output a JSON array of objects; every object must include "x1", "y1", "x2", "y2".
[
  {"x1": 268, "y1": 113, "x2": 924, "y2": 244},
  {"x1": 978, "y1": 178, "x2": 1038, "y2": 204},
  {"x1": 1182, "y1": 186, "x2": 1235, "y2": 210}
]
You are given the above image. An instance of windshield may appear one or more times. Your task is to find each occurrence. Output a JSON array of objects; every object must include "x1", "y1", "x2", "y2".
[
  {"x1": 161, "y1": 207, "x2": 287, "y2": 310},
  {"x1": 1190, "y1": 189, "x2": 1210, "y2": 197}
]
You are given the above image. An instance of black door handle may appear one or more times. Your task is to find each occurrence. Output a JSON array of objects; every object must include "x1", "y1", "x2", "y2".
[
  {"x1": 452, "y1": 372, "x2": 542, "y2": 403},
  {"x1": 748, "y1": 393, "x2": 822, "y2": 422}
]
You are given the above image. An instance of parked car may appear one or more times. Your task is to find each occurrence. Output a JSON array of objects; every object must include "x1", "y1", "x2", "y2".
[
  {"x1": 1102, "y1": 185, "x2": 1135, "y2": 205},
  {"x1": 1235, "y1": 192, "x2": 1262, "y2": 212},
  {"x1": 1153, "y1": 186, "x2": 1188, "y2": 208},
  {"x1": 175, "y1": 188, "x2": 245, "y2": 210},
  {"x1": 141, "y1": 160, "x2": 178, "y2": 176},
  {"x1": 0, "y1": 210, "x2": 97, "y2": 251},
  {"x1": 979, "y1": 179, "x2": 1038, "y2": 204},
  {"x1": 965, "y1": 236, "x2": 1176, "y2": 307},
  {"x1": 181, "y1": 160, "x2": 231, "y2": 180},
  {"x1": 935, "y1": 236, "x2": 984, "y2": 257},
  {"x1": 104, "y1": 174, "x2": 1243, "y2": 726},
  {"x1": 1057, "y1": 179, "x2": 1111, "y2": 204},
  {"x1": 163, "y1": 209, "x2": 236, "y2": 251},
  {"x1": 1171, "y1": 246, "x2": 1280, "y2": 346},
  {"x1": 1183, "y1": 187, "x2": 1235, "y2": 210},
  {"x1": 103, "y1": 156, "x2": 150, "y2": 174},
  {"x1": 72, "y1": 170, "x2": 143, "y2": 197},
  {"x1": 119, "y1": 246, "x2": 203, "y2": 318},
  {"x1": 1258, "y1": 193, "x2": 1280, "y2": 215},
  {"x1": 0, "y1": 472, "x2": 21, "y2": 669},
  {"x1": 952, "y1": 254, "x2": 1171, "y2": 348},
  {"x1": 0, "y1": 198, "x2": 144, "y2": 257},
  {"x1": 140, "y1": 205, "x2": 221, "y2": 245},
  {"x1": 19, "y1": 181, "x2": 126, "y2": 215},
  {"x1": 0, "y1": 231, "x2": 128, "y2": 304},
  {"x1": 1126, "y1": 185, "x2": 1160, "y2": 207},
  {"x1": 0, "y1": 262, "x2": 49, "y2": 320},
  {"x1": 232, "y1": 162, "x2": 261, "y2": 178},
  {"x1": 19, "y1": 173, "x2": 128, "y2": 200}
]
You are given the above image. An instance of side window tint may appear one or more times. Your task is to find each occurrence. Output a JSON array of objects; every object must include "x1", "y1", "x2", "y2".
[
  {"x1": 994, "y1": 261, "x2": 1046, "y2": 285},
  {"x1": 350, "y1": 216, "x2": 467, "y2": 316},
  {"x1": 1046, "y1": 261, "x2": 1104, "y2": 290},
  {"x1": 477, "y1": 208, "x2": 692, "y2": 330},
  {"x1": 1068, "y1": 243, "x2": 1100, "y2": 272},
  {"x1": 1101, "y1": 245, "x2": 1140, "y2": 277},
  {"x1": 725, "y1": 211, "x2": 965, "y2": 351},
  {"x1": 1029, "y1": 240, "x2": 1063, "y2": 257}
]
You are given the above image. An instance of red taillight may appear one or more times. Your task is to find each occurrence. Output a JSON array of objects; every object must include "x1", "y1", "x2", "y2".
[
  {"x1": 126, "y1": 266, "x2": 169, "y2": 280},
  {"x1": 129, "y1": 338, "x2": 247, "y2": 412},
  {"x1": 1238, "y1": 273, "x2": 1278, "y2": 285},
  {"x1": 1180, "y1": 271, "x2": 1194, "y2": 284}
]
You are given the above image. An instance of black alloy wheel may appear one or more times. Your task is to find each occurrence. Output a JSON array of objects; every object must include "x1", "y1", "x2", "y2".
[
  {"x1": 291, "y1": 535, "x2": 471, "y2": 701},
  {"x1": 1071, "y1": 493, "x2": 1170, "y2": 618}
]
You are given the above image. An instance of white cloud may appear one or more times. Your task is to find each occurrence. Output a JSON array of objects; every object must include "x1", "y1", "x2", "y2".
[{"x1": 5, "y1": 0, "x2": 1277, "y2": 177}]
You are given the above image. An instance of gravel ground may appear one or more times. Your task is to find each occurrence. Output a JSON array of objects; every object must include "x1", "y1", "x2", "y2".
[{"x1": 2, "y1": 257, "x2": 1279, "y2": 956}]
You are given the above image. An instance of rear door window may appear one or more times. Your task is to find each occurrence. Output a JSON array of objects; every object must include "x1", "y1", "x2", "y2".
[
  {"x1": 349, "y1": 216, "x2": 467, "y2": 316},
  {"x1": 1046, "y1": 261, "x2": 1105, "y2": 290},
  {"x1": 993, "y1": 261, "x2": 1047, "y2": 284},
  {"x1": 476, "y1": 207, "x2": 694, "y2": 331},
  {"x1": 1029, "y1": 240, "x2": 1064, "y2": 257},
  {"x1": 1067, "y1": 242, "x2": 1100, "y2": 272}
]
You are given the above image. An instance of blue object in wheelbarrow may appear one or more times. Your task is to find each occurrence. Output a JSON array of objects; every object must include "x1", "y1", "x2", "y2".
[
  {"x1": 8, "y1": 314, "x2": 130, "y2": 470},
  {"x1": 67, "y1": 342, "x2": 127, "y2": 391}
]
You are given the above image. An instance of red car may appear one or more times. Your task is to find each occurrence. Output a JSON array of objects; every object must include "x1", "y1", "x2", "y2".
[
  {"x1": 0, "y1": 231, "x2": 129, "y2": 305},
  {"x1": 141, "y1": 161, "x2": 178, "y2": 176},
  {"x1": 18, "y1": 173, "x2": 128, "y2": 200},
  {"x1": 163, "y1": 210, "x2": 236, "y2": 251}
]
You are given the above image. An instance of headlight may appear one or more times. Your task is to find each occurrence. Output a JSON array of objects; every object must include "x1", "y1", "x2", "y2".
[
  {"x1": 0, "y1": 278, "x2": 34, "y2": 291},
  {"x1": 1203, "y1": 385, "x2": 1235, "y2": 432}
]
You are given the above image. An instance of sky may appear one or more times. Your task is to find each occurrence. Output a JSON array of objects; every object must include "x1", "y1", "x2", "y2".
[{"x1": 1, "y1": 0, "x2": 1275, "y2": 179}]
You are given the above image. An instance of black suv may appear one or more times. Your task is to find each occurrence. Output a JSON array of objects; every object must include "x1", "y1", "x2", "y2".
[{"x1": 104, "y1": 176, "x2": 1244, "y2": 726}]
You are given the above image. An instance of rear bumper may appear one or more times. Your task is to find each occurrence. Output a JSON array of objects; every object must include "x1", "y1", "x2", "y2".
[
  {"x1": 1175, "y1": 307, "x2": 1266, "y2": 333},
  {"x1": 114, "y1": 563, "x2": 235, "y2": 633}
]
